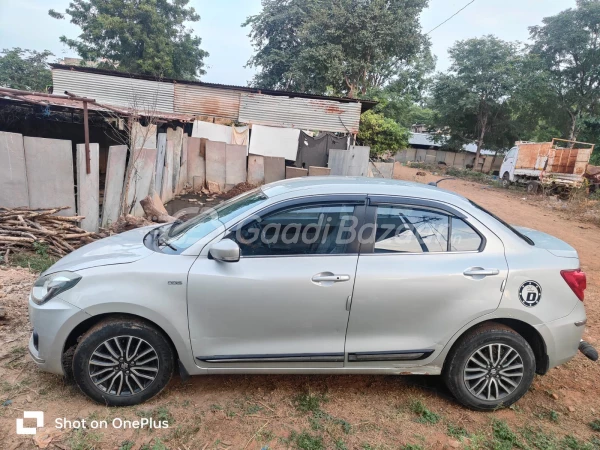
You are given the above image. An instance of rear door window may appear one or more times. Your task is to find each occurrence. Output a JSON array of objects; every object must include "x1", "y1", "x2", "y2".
[{"x1": 373, "y1": 205, "x2": 483, "y2": 253}]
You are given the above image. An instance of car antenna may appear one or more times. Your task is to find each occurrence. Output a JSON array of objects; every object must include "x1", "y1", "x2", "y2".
[{"x1": 428, "y1": 177, "x2": 456, "y2": 187}]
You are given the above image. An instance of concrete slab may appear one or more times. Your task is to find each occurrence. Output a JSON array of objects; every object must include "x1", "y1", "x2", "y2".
[
  {"x1": 160, "y1": 141, "x2": 174, "y2": 202},
  {"x1": 286, "y1": 167, "x2": 308, "y2": 179},
  {"x1": 0, "y1": 131, "x2": 29, "y2": 208},
  {"x1": 416, "y1": 149, "x2": 427, "y2": 162},
  {"x1": 177, "y1": 133, "x2": 188, "y2": 193},
  {"x1": 131, "y1": 122, "x2": 157, "y2": 149},
  {"x1": 101, "y1": 145, "x2": 127, "y2": 228},
  {"x1": 329, "y1": 146, "x2": 369, "y2": 177},
  {"x1": 23, "y1": 137, "x2": 75, "y2": 215},
  {"x1": 126, "y1": 148, "x2": 157, "y2": 216},
  {"x1": 76, "y1": 143, "x2": 100, "y2": 232},
  {"x1": 167, "y1": 127, "x2": 184, "y2": 195},
  {"x1": 308, "y1": 166, "x2": 331, "y2": 176},
  {"x1": 205, "y1": 141, "x2": 226, "y2": 193},
  {"x1": 247, "y1": 154, "x2": 264, "y2": 185},
  {"x1": 425, "y1": 149, "x2": 437, "y2": 163},
  {"x1": 154, "y1": 133, "x2": 167, "y2": 194},
  {"x1": 264, "y1": 156, "x2": 285, "y2": 184},
  {"x1": 225, "y1": 144, "x2": 247, "y2": 191},
  {"x1": 187, "y1": 137, "x2": 205, "y2": 191},
  {"x1": 444, "y1": 152, "x2": 456, "y2": 166},
  {"x1": 373, "y1": 162, "x2": 393, "y2": 179}
]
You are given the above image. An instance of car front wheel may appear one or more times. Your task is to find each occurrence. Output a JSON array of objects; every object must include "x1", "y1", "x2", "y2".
[
  {"x1": 443, "y1": 324, "x2": 535, "y2": 411},
  {"x1": 72, "y1": 317, "x2": 174, "y2": 406}
]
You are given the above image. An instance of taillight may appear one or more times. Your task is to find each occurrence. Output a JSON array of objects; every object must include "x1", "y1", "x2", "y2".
[{"x1": 561, "y1": 269, "x2": 586, "y2": 301}]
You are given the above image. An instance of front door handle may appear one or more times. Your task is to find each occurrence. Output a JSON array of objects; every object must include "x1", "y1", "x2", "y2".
[
  {"x1": 312, "y1": 274, "x2": 351, "y2": 282},
  {"x1": 463, "y1": 268, "x2": 500, "y2": 277}
]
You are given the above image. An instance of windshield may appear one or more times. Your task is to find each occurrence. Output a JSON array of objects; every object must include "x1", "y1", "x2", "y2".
[
  {"x1": 469, "y1": 200, "x2": 534, "y2": 245},
  {"x1": 158, "y1": 189, "x2": 268, "y2": 252}
]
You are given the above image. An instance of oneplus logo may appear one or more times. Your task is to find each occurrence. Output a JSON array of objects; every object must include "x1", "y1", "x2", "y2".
[{"x1": 16, "y1": 411, "x2": 44, "y2": 435}]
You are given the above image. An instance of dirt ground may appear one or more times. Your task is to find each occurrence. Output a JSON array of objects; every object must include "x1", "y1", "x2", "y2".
[{"x1": 1, "y1": 168, "x2": 599, "y2": 450}]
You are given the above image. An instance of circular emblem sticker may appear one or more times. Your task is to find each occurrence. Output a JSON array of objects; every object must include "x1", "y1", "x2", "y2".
[{"x1": 519, "y1": 280, "x2": 542, "y2": 307}]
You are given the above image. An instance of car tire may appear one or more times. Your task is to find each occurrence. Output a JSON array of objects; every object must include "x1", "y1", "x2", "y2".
[
  {"x1": 501, "y1": 172, "x2": 511, "y2": 188},
  {"x1": 442, "y1": 323, "x2": 535, "y2": 411},
  {"x1": 72, "y1": 317, "x2": 174, "y2": 406}
]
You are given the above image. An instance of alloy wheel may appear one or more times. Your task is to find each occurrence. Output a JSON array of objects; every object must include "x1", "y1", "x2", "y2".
[
  {"x1": 463, "y1": 343, "x2": 524, "y2": 401},
  {"x1": 88, "y1": 336, "x2": 159, "y2": 396}
]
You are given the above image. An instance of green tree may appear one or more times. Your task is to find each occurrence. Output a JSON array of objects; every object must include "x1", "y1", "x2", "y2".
[
  {"x1": 431, "y1": 36, "x2": 523, "y2": 168},
  {"x1": 358, "y1": 110, "x2": 409, "y2": 156},
  {"x1": 0, "y1": 48, "x2": 53, "y2": 91},
  {"x1": 49, "y1": 0, "x2": 208, "y2": 80},
  {"x1": 243, "y1": 0, "x2": 430, "y2": 97},
  {"x1": 529, "y1": 0, "x2": 600, "y2": 143},
  {"x1": 368, "y1": 50, "x2": 436, "y2": 128}
]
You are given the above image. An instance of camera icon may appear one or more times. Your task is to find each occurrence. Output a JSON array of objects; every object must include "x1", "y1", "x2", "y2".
[{"x1": 16, "y1": 411, "x2": 44, "y2": 435}]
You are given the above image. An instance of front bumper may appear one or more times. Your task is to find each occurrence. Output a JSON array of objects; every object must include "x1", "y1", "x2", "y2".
[
  {"x1": 535, "y1": 300, "x2": 587, "y2": 370},
  {"x1": 28, "y1": 295, "x2": 91, "y2": 375}
]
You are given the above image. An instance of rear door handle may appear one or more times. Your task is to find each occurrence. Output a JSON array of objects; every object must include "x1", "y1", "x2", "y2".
[
  {"x1": 311, "y1": 274, "x2": 350, "y2": 282},
  {"x1": 463, "y1": 268, "x2": 500, "y2": 277}
]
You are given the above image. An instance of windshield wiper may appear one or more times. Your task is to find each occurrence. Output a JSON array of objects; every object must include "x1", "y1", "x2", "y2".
[{"x1": 152, "y1": 227, "x2": 178, "y2": 251}]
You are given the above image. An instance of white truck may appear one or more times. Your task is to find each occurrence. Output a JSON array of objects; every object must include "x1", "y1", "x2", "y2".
[{"x1": 500, "y1": 138, "x2": 595, "y2": 194}]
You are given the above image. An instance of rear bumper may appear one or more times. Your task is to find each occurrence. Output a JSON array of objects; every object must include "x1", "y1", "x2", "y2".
[{"x1": 535, "y1": 301, "x2": 587, "y2": 370}]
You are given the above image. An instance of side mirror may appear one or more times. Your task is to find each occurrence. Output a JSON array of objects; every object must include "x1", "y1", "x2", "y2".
[{"x1": 209, "y1": 239, "x2": 240, "y2": 262}]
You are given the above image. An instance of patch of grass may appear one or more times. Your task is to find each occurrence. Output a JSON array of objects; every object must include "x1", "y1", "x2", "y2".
[
  {"x1": 245, "y1": 403, "x2": 263, "y2": 415},
  {"x1": 561, "y1": 435, "x2": 597, "y2": 450},
  {"x1": 140, "y1": 438, "x2": 168, "y2": 450},
  {"x1": 409, "y1": 399, "x2": 440, "y2": 424},
  {"x1": 210, "y1": 403, "x2": 222, "y2": 411},
  {"x1": 491, "y1": 420, "x2": 522, "y2": 450},
  {"x1": 68, "y1": 429, "x2": 102, "y2": 450},
  {"x1": 291, "y1": 431, "x2": 324, "y2": 450},
  {"x1": 520, "y1": 426, "x2": 558, "y2": 449},
  {"x1": 447, "y1": 423, "x2": 469, "y2": 439},
  {"x1": 402, "y1": 445, "x2": 424, "y2": 450},
  {"x1": 137, "y1": 406, "x2": 174, "y2": 425},
  {"x1": 334, "y1": 439, "x2": 348, "y2": 450},
  {"x1": 294, "y1": 392, "x2": 326, "y2": 414},
  {"x1": 156, "y1": 406, "x2": 174, "y2": 424},
  {"x1": 590, "y1": 419, "x2": 600, "y2": 432},
  {"x1": 258, "y1": 429, "x2": 275, "y2": 443},
  {"x1": 11, "y1": 250, "x2": 56, "y2": 273},
  {"x1": 118, "y1": 441, "x2": 135, "y2": 450}
]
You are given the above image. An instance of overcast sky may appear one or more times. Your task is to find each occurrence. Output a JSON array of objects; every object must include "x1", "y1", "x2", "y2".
[{"x1": 0, "y1": 0, "x2": 576, "y2": 86}]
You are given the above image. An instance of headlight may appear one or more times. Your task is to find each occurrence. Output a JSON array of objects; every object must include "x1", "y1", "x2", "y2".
[{"x1": 31, "y1": 271, "x2": 82, "y2": 305}]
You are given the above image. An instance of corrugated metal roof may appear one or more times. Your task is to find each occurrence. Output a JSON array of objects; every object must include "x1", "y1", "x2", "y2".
[
  {"x1": 174, "y1": 84, "x2": 240, "y2": 119},
  {"x1": 52, "y1": 68, "x2": 175, "y2": 113},
  {"x1": 1, "y1": 93, "x2": 194, "y2": 122},
  {"x1": 239, "y1": 93, "x2": 362, "y2": 133},
  {"x1": 409, "y1": 132, "x2": 441, "y2": 147},
  {"x1": 49, "y1": 64, "x2": 378, "y2": 113},
  {"x1": 409, "y1": 133, "x2": 497, "y2": 155}
]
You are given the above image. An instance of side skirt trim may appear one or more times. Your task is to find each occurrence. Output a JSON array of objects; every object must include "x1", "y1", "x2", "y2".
[
  {"x1": 197, "y1": 353, "x2": 345, "y2": 363},
  {"x1": 348, "y1": 350, "x2": 434, "y2": 362}
]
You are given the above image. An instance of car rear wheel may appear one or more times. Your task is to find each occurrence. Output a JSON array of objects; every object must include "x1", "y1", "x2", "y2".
[
  {"x1": 72, "y1": 317, "x2": 174, "y2": 406},
  {"x1": 443, "y1": 324, "x2": 535, "y2": 411}
]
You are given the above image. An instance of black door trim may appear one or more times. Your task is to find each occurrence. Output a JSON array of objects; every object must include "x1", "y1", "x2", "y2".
[
  {"x1": 347, "y1": 350, "x2": 434, "y2": 362},
  {"x1": 367, "y1": 196, "x2": 467, "y2": 219},
  {"x1": 197, "y1": 352, "x2": 345, "y2": 363}
]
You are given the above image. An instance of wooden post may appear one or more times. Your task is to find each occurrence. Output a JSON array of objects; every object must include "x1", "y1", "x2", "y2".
[{"x1": 83, "y1": 100, "x2": 90, "y2": 174}]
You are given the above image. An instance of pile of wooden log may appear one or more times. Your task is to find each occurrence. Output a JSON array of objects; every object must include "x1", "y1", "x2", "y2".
[{"x1": 0, "y1": 207, "x2": 108, "y2": 257}]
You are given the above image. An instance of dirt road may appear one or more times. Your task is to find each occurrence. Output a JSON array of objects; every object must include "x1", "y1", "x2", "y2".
[{"x1": 1, "y1": 169, "x2": 599, "y2": 449}]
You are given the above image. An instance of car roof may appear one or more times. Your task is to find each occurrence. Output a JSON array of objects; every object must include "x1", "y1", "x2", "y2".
[{"x1": 260, "y1": 176, "x2": 470, "y2": 205}]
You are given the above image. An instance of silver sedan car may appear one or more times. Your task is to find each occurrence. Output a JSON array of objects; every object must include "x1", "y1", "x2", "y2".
[{"x1": 28, "y1": 177, "x2": 592, "y2": 410}]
